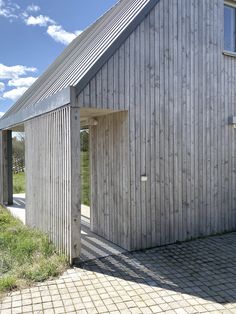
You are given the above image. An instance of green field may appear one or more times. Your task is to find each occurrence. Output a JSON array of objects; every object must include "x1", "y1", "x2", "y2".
[
  {"x1": 12, "y1": 152, "x2": 90, "y2": 206},
  {"x1": 0, "y1": 206, "x2": 67, "y2": 297},
  {"x1": 81, "y1": 151, "x2": 90, "y2": 206},
  {"x1": 13, "y1": 172, "x2": 25, "y2": 194}
]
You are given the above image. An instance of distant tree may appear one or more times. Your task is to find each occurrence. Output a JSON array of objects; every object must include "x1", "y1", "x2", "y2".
[
  {"x1": 80, "y1": 129, "x2": 89, "y2": 152},
  {"x1": 12, "y1": 133, "x2": 25, "y2": 173}
]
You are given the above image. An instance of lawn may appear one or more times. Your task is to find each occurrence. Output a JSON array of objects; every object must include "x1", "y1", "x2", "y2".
[
  {"x1": 1, "y1": 151, "x2": 89, "y2": 297},
  {"x1": 81, "y1": 151, "x2": 90, "y2": 206},
  {"x1": 0, "y1": 206, "x2": 68, "y2": 297},
  {"x1": 13, "y1": 172, "x2": 25, "y2": 194}
]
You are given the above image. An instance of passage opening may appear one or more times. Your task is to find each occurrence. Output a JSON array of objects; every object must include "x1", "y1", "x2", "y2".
[
  {"x1": 80, "y1": 128, "x2": 90, "y2": 228},
  {"x1": 12, "y1": 131, "x2": 25, "y2": 196}
]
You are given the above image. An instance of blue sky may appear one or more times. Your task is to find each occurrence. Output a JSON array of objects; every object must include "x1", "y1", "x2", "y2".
[{"x1": 0, "y1": 0, "x2": 117, "y2": 115}]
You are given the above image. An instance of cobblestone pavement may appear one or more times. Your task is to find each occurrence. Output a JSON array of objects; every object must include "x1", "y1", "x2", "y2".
[{"x1": 1, "y1": 233, "x2": 236, "y2": 314}]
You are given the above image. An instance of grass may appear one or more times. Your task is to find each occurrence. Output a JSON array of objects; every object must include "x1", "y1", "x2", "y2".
[
  {"x1": 13, "y1": 172, "x2": 25, "y2": 194},
  {"x1": 81, "y1": 151, "x2": 90, "y2": 206},
  {"x1": 1, "y1": 151, "x2": 89, "y2": 296},
  {"x1": 0, "y1": 206, "x2": 68, "y2": 298}
]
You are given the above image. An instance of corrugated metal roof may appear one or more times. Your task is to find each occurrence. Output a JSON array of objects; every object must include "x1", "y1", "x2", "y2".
[{"x1": 1, "y1": 0, "x2": 158, "y2": 125}]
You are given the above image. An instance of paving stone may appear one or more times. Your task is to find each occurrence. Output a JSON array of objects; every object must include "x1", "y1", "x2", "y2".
[
  {"x1": 12, "y1": 307, "x2": 23, "y2": 314},
  {"x1": 22, "y1": 305, "x2": 34, "y2": 312},
  {"x1": 149, "y1": 304, "x2": 163, "y2": 313},
  {"x1": 96, "y1": 305, "x2": 108, "y2": 313},
  {"x1": 53, "y1": 300, "x2": 64, "y2": 308},
  {"x1": 54, "y1": 307, "x2": 67, "y2": 314},
  {"x1": 129, "y1": 308, "x2": 143, "y2": 314},
  {"x1": 32, "y1": 303, "x2": 43, "y2": 311},
  {"x1": 2, "y1": 309, "x2": 12, "y2": 314},
  {"x1": 12, "y1": 300, "x2": 22, "y2": 307},
  {"x1": 1, "y1": 302, "x2": 12, "y2": 309},
  {"x1": 42, "y1": 301, "x2": 53, "y2": 309},
  {"x1": 0, "y1": 233, "x2": 236, "y2": 314}
]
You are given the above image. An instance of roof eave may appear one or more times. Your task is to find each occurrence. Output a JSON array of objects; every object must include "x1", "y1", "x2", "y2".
[
  {"x1": 0, "y1": 0, "x2": 160, "y2": 130},
  {"x1": 0, "y1": 86, "x2": 73, "y2": 130}
]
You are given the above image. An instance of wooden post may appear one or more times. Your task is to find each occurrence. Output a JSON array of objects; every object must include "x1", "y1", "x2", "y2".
[
  {"x1": 7, "y1": 131, "x2": 13, "y2": 205},
  {"x1": 70, "y1": 88, "x2": 81, "y2": 263},
  {"x1": 0, "y1": 130, "x2": 13, "y2": 205},
  {"x1": 0, "y1": 131, "x2": 3, "y2": 205}
]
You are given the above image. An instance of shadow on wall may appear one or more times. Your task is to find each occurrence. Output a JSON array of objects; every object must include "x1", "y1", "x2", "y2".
[{"x1": 78, "y1": 233, "x2": 236, "y2": 305}]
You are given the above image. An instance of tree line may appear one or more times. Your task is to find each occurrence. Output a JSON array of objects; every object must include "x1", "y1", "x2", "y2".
[{"x1": 12, "y1": 130, "x2": 89, "y2": 174}]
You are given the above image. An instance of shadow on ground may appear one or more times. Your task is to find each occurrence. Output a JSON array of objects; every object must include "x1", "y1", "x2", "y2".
[
  {"x1": 80, "y1": 223, "x2": 126, "y2": 262},
  {"x1": 11, "y1": 196, "x2": 26, "y2": 208},
  {"x1": 78, "y1": 232, "x2": 236, "y2": 305}
]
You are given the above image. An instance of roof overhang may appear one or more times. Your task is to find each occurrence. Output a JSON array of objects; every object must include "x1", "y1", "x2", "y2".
[
  {"x1": 0, "y1": 86, "x2": 75, "y2": 130},
  {"x1": 0, "y1": 0, "x2": 160, "y2": 130}
]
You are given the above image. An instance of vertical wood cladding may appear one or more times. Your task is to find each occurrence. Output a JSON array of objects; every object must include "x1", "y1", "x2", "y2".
[
  {"x1": 25, "y1": 106, "x2": 81, "y2": 261},
  {"x1": 78, "y1": 0, "x2": 236, "y2": 250},
  {"x1": 90, "y1": 111, "x2": 130, "y2": 250}
]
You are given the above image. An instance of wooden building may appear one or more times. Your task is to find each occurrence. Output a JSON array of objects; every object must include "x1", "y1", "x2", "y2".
[{"x1": 1, "y1": 0, "x2": 236, "y2": 262}]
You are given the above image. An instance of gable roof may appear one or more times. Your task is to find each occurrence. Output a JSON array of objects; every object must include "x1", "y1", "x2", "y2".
[{"x1": 0, "y1": 0, "x2": 159, "y2": 129}]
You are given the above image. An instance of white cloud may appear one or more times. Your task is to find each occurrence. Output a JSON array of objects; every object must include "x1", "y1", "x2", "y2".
[
  {"x1": 1, "y1": 1, "x2": 82, "y2": 45},
  {"x1": 13, "y1": 3, "x2": 20, "y2": 10},
  {"x1": 0, "y1": 64, "x2": 37, "y2": 80},
  {"x1": 0, "y1": 112, "x2": 5, "y2": 117},
  {"x1": 3, "y1": 87, "x2": 28, "y2": 101},
  {"x1": 25, "y1": 14, "x2": 55, "y2": 27},
  {"x1": 0, "y1": 0, "x2": 6, "y2": 14},
  {"x1": 26, "y1": 4, "x2": 40, "y2": 12},
  {"x1": 0, "y1": 82, "x2": 5, "y2": 92},
  {"x1": 8, "y1": 76, "x2": 37, "y2": 87},
  {"x1": 47, "y1": 25, "x2": 81, "y2": 45},
  {"x1": 75, "y1": 30, "x2": 83, "y2": 36},
  {"x1": 0, "y1": 0, "x2": 17, "y2": 18},
  {"x1": 0, "y1": 64, "x2": 37, "y2": 102},
  {"x1": 0, "y1": 66, "x2": 37, "y2": 101},
  {"x1": 21, "y1": 11, "x2": 28, "y2": 18}
]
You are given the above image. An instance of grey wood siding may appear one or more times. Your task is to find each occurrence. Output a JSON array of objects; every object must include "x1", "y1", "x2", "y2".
[
  {"x1": 0, "y1": 131, "x2": 3, "y2": 205},
  {"x1": 90, "y1": 111, "x2": 130, "y2": 250},
  {"x1": 78, "y1": 0, "x2": 236, "y2": 250},
  {"x1": 25, "y1": 106, "x2": 81, "y2": 261}
]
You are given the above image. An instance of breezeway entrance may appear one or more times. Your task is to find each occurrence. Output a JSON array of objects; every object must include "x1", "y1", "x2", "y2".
[
  {"x1": 8, "y1": 194, "x2": 126, "y2": 262},
  {"x1": 79, "y1": 108, "x2": 130, "y2": 260},
  {"x1": 3, "y1": 106, "x2": 129, "y2": 263}
]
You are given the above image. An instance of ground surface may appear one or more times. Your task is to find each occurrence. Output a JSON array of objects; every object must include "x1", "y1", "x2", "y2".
[
  {"x1": 81, "y1": 151, "x2": 90, "y2": 206},
  {"x1": 13, "y1": 173, "x2": 25, "y2": 194},
  {"x1": 7, "y1": 194, "x2": 25, "y2": 224},
  {"x1": 0, "y1": 206, "x2": 67, "y2": 297},
  {"x1": 8, "y1": 195, "x2": 126, "y2": 263},
  {"x1": 1, "y1": 232, "x2": 236, "y2": 314}
]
